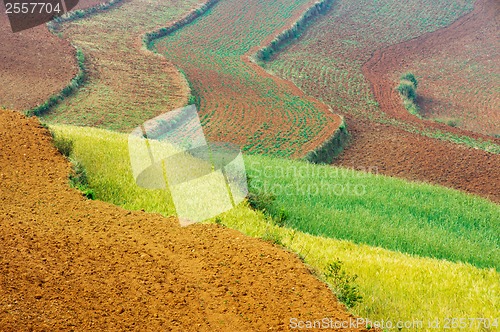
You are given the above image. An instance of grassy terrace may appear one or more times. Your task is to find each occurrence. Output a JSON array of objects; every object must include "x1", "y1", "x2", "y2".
[
  {"x1": 40, "y1": 0, "x2": 201, "y2": 131},
  {"x1": 52, "y1": 124, "x2": 499, "y2": 331},
  {"x1": 153, "y1": 0, "x2": 338, "y2": 158}
]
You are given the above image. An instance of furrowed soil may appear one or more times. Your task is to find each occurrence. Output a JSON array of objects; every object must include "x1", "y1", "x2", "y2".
[
  {"x1": 154, "y1": 0, "x2": 342, "y2": 158},
  {"x1": 365, "y1": 0, "x2": 499, "y2": 136},
  {"x1": 268, "y1": 0, "x2": 500, "y2": 202},
  {"x1": 0, "y1": 110, "x2": 369, "y2": 331},
  {"x1": 0, "y1": 0, "x2": 108, "y2": 111}
]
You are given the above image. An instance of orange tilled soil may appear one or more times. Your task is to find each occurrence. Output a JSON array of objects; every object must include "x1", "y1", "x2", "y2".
[{"x1": 0, "y1": 110, "x2": 369, "y2": 331}]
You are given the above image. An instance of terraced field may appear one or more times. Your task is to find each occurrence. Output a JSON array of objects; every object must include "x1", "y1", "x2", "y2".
[
  {"x1": 50, "y1": 123, "x2": 500, "y2": 331},
  {"x1": 0, "y1": 4, "x2": 76, "y2": 110},
  {"x1": 267, "y1": 0, "x2": 476, "y2": 119},
  {"x1": 385, "y1": 0, "x2": 499, "y2": 136},
  {"x1": 267, "y1": 0, "x2": 500, "y2": 201},
  {"x1": 153, "y1": 0, "x2": 341, "y2": 158},
  {"x1": 0, "y1": 0, "x2": 109, "y2": 111},
  {"x1": 38, "y1": 0, "x2": 202, "y2": 132}
]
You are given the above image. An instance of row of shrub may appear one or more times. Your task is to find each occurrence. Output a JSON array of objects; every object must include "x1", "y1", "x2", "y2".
[
  {"x1": 303, "y1": 117, "x2": 349, "y2": 164},
  {"x1": 26, "y1": 48, "x2": 86, "y2": 117},
  {"x1": 142, "y1": 0, "x2": 220, "y2": 50},
  {"x1": 397, "y1": 72, "x2": 420, "y2": 117},
  {"x1": 47, "y1": 0, "x2": 125, "y2": 32},
  {"x1": 254, "y1": 0, "x2": 335, "y2": 62}
]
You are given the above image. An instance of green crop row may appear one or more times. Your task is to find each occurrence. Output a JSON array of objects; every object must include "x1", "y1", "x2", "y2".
[{"x1": 51, "y1": 123, "x2": 500, "y2": 331}]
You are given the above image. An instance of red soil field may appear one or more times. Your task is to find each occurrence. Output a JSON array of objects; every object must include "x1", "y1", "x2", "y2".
[
  {"x1": 268, "y1": 0, "x2": 499, "y2": 201},
  {"x1": 0, "y1": 0, "x2": 108, "y2": 111},
  {"x1": 364, "y1": 0, "x2": 500, "y2": 138},
  {"x1": 0, "y1": 4, "x2": 76, "y2": 111},
  {"x1": 0, "y1": 109, "x2": 370, "y2": 331},
  {"x1": 155, "y1": 0, "x2": 342, "y2": 158}
]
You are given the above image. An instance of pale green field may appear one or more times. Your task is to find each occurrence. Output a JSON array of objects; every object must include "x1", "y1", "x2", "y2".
[{"x1": 51, "y1": 124, "x2": 500, "y2": 331}]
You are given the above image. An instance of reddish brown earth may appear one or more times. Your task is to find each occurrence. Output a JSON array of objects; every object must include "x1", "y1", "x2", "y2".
[
  {"x1": 0, "y1": 0, "x2": 108, "y2": 111},
  {"x1": 337, "y1": 116, "x2": 500, "y2": 203},
  {"x1": 335, "y1": 0, "x2": 500, "y2": 202},
  {"x1": 0, "y1": 4, "x2": 76, "y2": 111},
  {"x1": 0, "y1": 110, "x2": 369, "y2": 331},
  {"x1": 155, "y1": 0, "x2": 342, "y2": 158},
  {"x1": 364, "y1": 0, "x2": 500, "y2": 139},
  {"x1": 391, "y1": 0, "x2": 499, "y2": 136}
]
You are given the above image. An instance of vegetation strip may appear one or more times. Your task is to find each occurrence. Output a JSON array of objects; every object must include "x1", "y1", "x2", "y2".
[
  {"x1": 142, "y1": 0, "x2": 220, "y2": 50},
  {"x1": 47, "y1": 0, "x2": 125, "y2": 32},
  {"x1": 26, "y1": 47, "x2": 85, "y2": 117},
  {"x1": 25, "y1": 0, "x2": 126, "y2": 117},
  {"x1": 51, "y1": 123, "x2": 500, "y2": 331},
  {"x1": 252, "y1": 0, "x2": 346, "y2": 164},
  {"x1": 253, "y1": 0, "x2": 334, "y2": 62}
]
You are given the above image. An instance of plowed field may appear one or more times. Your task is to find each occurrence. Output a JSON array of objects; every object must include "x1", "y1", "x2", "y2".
[
  {"x1": 268, "y1": 0, "x2": 500, "y2": 201},
  {"x1": 154, "y1": 0, "x2": 341, "y2": 158},
  {"x1": 0, "y1": 109, "x2": 368, "y2": 331},
  {"x1": 366, "y1": 0, "x2": 499, "y2": 136}
]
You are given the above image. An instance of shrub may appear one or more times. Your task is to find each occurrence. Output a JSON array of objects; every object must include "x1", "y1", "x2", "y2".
[
  {"x1": 397, "y1": 72, "x2": 420, "y2": 117},
  {"x1": 246, "y1": 175, "x2": 276, "y2": 212},
  {"x1": 69, "y1": 160, "x2": 95, "y2": 200},
  {"x1": 52, "y1": 132, "x2": 74, "y2": 157},
  {"x1": 325, "y1": 260, "x2": 363, "y2": 308},
  {"x1": 400, "y1": 72, "x2": 418, "y2": 89},
  {"x1": 397, "y1": 80, "x2": 417, "y2": 102}
]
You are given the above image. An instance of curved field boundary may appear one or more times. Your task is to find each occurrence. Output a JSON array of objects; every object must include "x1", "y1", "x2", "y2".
[
  {"x1": 363, "y1": 0, "x2": 500, "y2": 147},
  {"x1": 0, "y1": 5, "x2": 77, "y2": 111},
  {"x1": 24, "y1": 0, "x2": 126, "y2": 117},
  {"x1": 253, "y1": 0, "x2": 334, "y2": 62},
  {"x1": 303, "y1": 117, "x2": 349, "y2": 163},
  {"x1": 245, "y1": 0, "x2": 346, "y2": 163},
  {"x1": 47, "y1": 0, "x2": 124, "y2": 32},
  {"x1": 37, "y1": 0, "x2": 208, "y2": 131},
  {"x1": 26, "y1": 47, "x2": 85, "y2": 117},
  {"x1": 142, "y1": 0, "x2": 220, "y2": 51},
  {"x1": 154, "y1": 0, "x2": 346, "y2": 160}
]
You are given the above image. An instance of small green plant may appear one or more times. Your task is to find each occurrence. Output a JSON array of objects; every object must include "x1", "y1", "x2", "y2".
[
  {"x1": 69, "y1": 160, "x2": 95, "y2": 200},
  {"x1": 261, "y1": 229, "x2": 284, "y2": 246},
  {"x1": 215, "y1": 217, "x2": 224, "y2": 225},
  {"x1": 52, "y1": 132, "x2": 74, "y2": 157},
  {"x1": 325, "y1": 260, "x2": 363, "y2": 308},
  {"x1": 400, "y1": 72, "x2": 418, "y2": 89},
  {"x1": 397, "y1": 80, "x2": 417, "y2": 102},
  {"x1": 397, "y1": 72, "x2": 420, "y2": 117},
  {"x1": 274, "y1": 207, "x2": 289, "y2": 227},
  {"x1": 446, "y1": 119, "x2": 459, "y2": 127}
]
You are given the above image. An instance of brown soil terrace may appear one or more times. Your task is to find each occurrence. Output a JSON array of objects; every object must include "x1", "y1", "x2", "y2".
[
  {"x1": 363, "y1": 0, "x2": 499, "y2": 143},
  {"x1": 0, "y1": 5, "x2": 77, "y2": 111},
  {"x1": 0, "y1": 110, "x2": 369, "y2": 331},
  {"x1": 337, "y1": 0, "x2": 500, "y2": 203}
]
